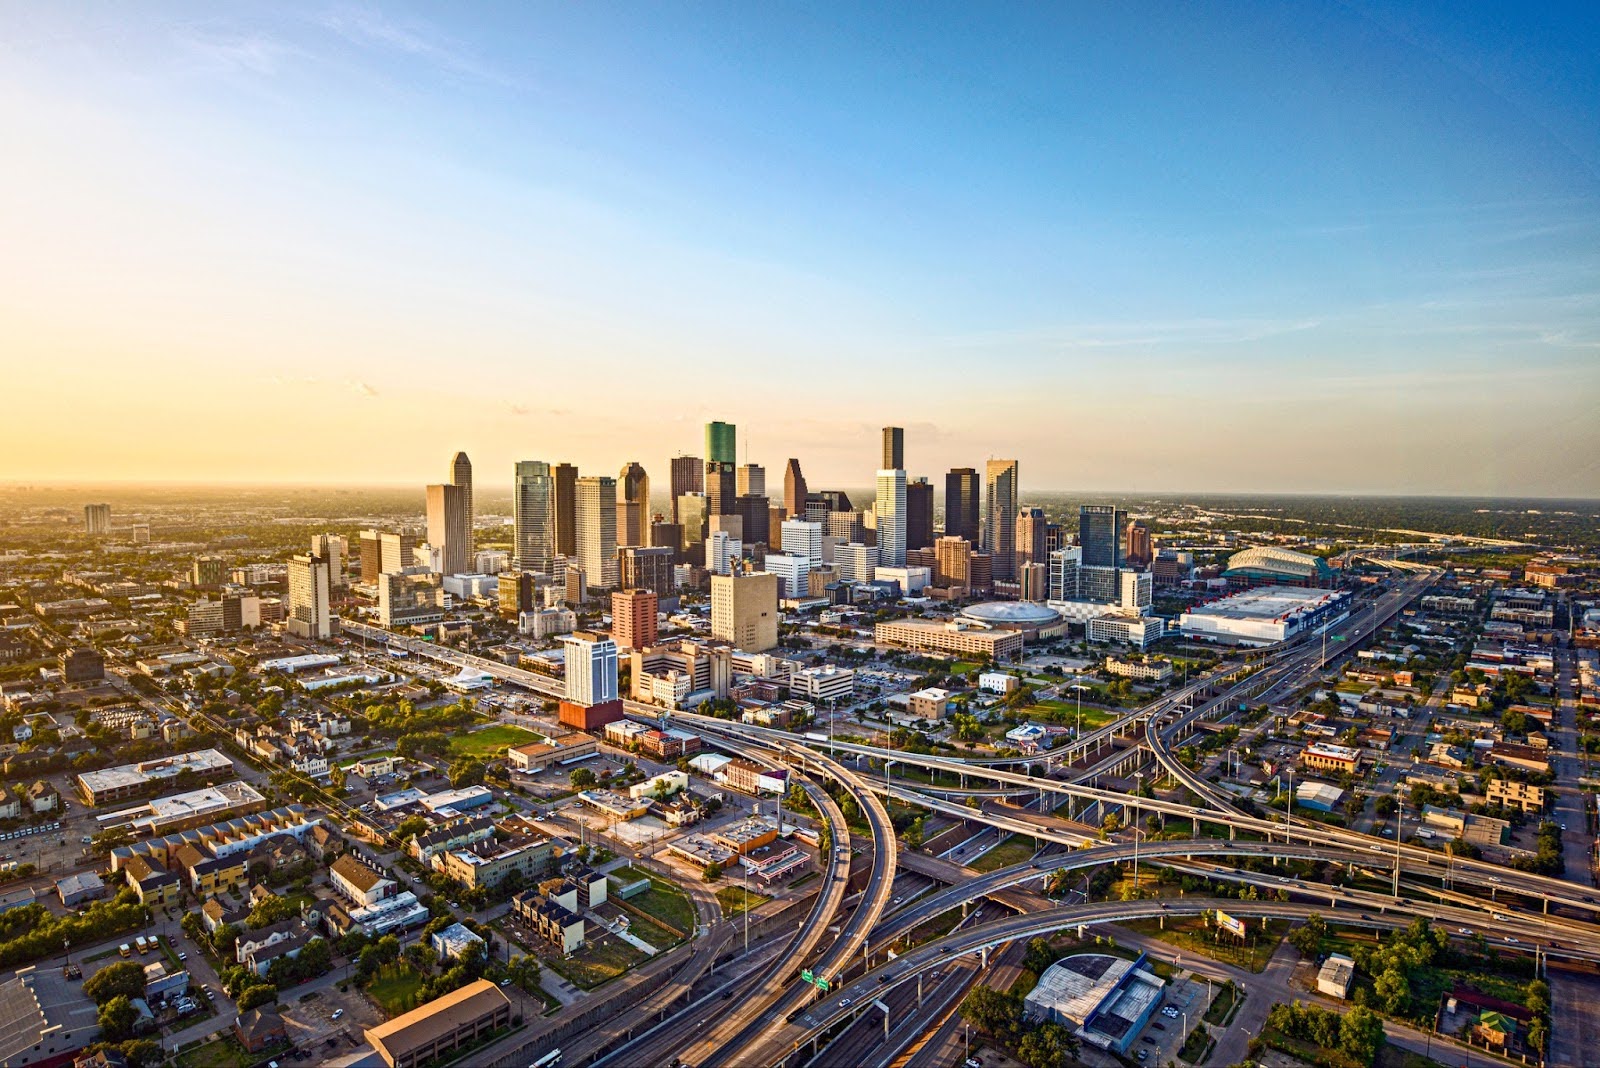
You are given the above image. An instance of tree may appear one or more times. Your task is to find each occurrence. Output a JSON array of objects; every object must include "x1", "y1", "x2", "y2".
[
  {"x1": 1288, "y1": 914, "x2": 1327, "y2": 958},
  {"x1": 703, "y1": 862, "x2": 724, "y2": 882},
  {"x1": 448, "y1": 757, "x2": 485, "y2": 788},
  {"x1": 1017, "y1": 1021, "x2": 1077, "y2": 1068},
  {"x1": 328, "y1": 765, "x2": 347, "y2": 793},
  {"x1": 84, "y1": 961, "x2": 146, "y2": 1004},
  {"x1": 959, "y1": 985, "x2": 1022, "y2": 1040},
  {"x1": 1338, "y1": 1005, "x2": 1386, "y2": 1066},
  {"x1": 247, "y1": 893, "x2": 297, "y2": 929},
  {"x1": 1373, "y1": 967, "x2": 1409, "y2": 1015},
  {"x1": 236, "y1": 984, "x2": 278, "y2": 1012},
  {"x1": 96, "y1": 995, "x2": 140, "y2": 1042},
  {"x1": 116, "y1": 1039, "x2": 164, "y2": 1068},
  {"x1": 570, "y1": 767, "x2": 598, "y2": 789}
]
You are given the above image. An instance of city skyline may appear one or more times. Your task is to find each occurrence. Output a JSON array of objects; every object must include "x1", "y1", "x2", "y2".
[{"x1": 1, "y1": 4, "x2": 1596, "y2": 495}]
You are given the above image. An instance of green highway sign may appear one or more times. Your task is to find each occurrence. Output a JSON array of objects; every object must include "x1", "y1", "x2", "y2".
[
  {"x1": 801, "y1": 969, "x2": 814, "y2": 983},
  {"x1": 800, "y1": 970, "x2": 830, "y2": 992}
]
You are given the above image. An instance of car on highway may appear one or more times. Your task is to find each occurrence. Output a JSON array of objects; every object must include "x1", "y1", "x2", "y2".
[{"x1": 838, "y1": 997, "x2": 852, "y2": 1008}]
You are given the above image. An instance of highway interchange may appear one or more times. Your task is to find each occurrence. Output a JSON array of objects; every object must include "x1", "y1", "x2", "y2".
[{"x1": 349, "y1": 572, "x2": 1600, "y2": 1068}]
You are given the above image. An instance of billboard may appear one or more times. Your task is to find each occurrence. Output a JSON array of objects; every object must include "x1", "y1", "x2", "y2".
[{"x1": 1216, "y1": 909, "x2": 1247, "y2": 938}]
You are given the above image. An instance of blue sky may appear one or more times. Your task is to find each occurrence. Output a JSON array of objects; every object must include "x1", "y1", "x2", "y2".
[{"x1": 1, "y1": 3, "x2": 1596, "y2": 494}]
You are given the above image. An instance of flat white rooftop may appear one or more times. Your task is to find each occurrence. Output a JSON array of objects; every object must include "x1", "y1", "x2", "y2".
[{"x1": 1185, "y1": 585, "x2": 1345, "y2": 622}]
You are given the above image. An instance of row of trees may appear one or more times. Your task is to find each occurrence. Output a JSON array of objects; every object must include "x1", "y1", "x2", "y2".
[
  {"x1": 0, "y1": 889, "x2": 146, "y2": 967},
  {"x1": 1264, "y1": 1001, "x2": 1386, "y2": 1066}
]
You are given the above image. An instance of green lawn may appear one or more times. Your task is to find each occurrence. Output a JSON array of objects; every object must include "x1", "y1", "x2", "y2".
[
  {"x1": 968, "y1": 834, "x2": 1037, "y2": 873},
  {"x1": 716, "y1": 886, "x2": 770, "y2": 916},
  {"x1": 611, "y1": 866, "x2": 695, "y2": 936},
  {"x1": 1027, "y1": 700, "x2": 1118, "y2": 730},
  {"x1": 448, "y1": 724, "x2": 539, "y2": 758},
  {"x1": 366, "y1": 961, "x2": 425, "y2": 1016},
  {"x1": 1121, "y1": 916, "x2": 1289, "y2": 973}
]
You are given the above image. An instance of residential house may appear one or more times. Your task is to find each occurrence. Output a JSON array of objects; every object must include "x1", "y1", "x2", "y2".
[
  {"x1": 27, "y1": 781, "x2": 58, "y2": 813},
  {"x1": 233, "y1": 1006, "x2": 288, "y2": 1052},
  {"x1": 122, "y1": 854, "x2": 181, "y2": 907},
  {"x1": 330, "y1": 854, "x2": 396, "y2": 907}
]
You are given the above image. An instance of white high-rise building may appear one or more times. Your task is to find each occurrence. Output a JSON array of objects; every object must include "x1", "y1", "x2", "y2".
[
  {"x1": 1048, "y1": 546, "x2": 1082, "y2": 601},
  {"x1": 875, "y1": 469, "x2": 907, "y2": 567},
  {"x1": 707, "y1": 530, "x2": 743, "y2": 576},
  {"x1": 513, "y1": 461, "x2": 555, "y2": 572},
  {"x1": 286, "y1": 554, "x2": 337, "y2": 639},
  {"x1": 311, "y1": 534, "x2": 348, "y2": 588},
  {"x1": 426, "y1": 483, "x2": 470, "y2": 576},
  {"x1": 836, "y1": 542, "x2": 879, "y2": 583},
  {"x1": 763, "y1": 553, "x2": 810, "y2": 599},
  {"x1": 1120, "y1": 570, "x2": 1153, "y2": 612},
  {"x1": 780, "y1": 518, "x2": 823, "y2": 571},
  {"x1": 84, "y1": 504, "x2": 111, "y2": 535},
  {"x1": 575, "y1": 476, "x2": 619, "y2": 589},
  {"x1": 563, "y1": 632, "x2": 618, "y2": 705}
]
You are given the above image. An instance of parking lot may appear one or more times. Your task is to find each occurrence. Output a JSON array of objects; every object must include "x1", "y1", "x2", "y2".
[
  {"x1": 0, "y1": 818, "x2": 66, "y2": 871},
  {"x1": 278, "y1": 983, "x2": 384, "y2": 1055},
  {"x1": 1134, "y1": 973, "x2": 1209, "y2": 1065}
]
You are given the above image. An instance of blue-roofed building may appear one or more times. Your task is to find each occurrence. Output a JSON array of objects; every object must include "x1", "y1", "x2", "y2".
[{"x1": 1224, "y1": 546, "x2": 1335, "y2": 589}]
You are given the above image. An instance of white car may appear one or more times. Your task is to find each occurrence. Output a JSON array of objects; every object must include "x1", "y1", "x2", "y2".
[{"x1": 332, "y1": 1009, "x2": 345, "y2": 1020}]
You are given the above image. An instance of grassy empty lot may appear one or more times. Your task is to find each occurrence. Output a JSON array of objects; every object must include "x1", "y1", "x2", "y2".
[
  {"x1": 366, "y1": 961, "x2": 424, "y2": 1016},
  {"x1": 1122, "y1": 916, "x2": 1289, "y2": 973},
  {"x1": 1027, "y1": 700, "x2": 1118, "y2": 730},
  {"x1": 716, "y1": 886, "x2": 771, "y2": 916},
  {"x1": 546, "y1": 933, "x2": 649, "y2": 989},
  {"x1": 612, "y1": 866, "x2": 695, "y2": 936},
  {"x1": 448, "y1": 724, "x2": 539, "y2": 758},
  {"x1": 969, "y1": 834, "x2": 1037, "y2": 872}
]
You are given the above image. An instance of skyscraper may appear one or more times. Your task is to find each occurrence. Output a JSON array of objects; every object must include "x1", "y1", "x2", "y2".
[
  {"x1": 310, "y1": 534, "x2": 348, "y2": 587},
  {"x1": 737, "y1": 463, "x2": 765, "y2": 497},
  {"x1": 287, "y1": 554, "x2": 337, "y2": 639},
  {"x1": 705, "y1": 420, "x2": 737, "y2": 465},
  {"x1": 552, "y1": 463, "x2": 579, "y2": 559},
  {"x1": 513, "y1": 461, "x2": 555, "y2": 572},
  {"x1": 882, "y1": 426, "x2": 904, "y2": 470},
  {"x1": 360, "y1": 530, "x2": 415, "y2": 579},
  {"x1": 906, "y1": 478, "x2": 934, "y2": 551},
  {"x1": 944, "y1": 468, "x2": 980, "y2": 543},
  {"x1": 562, "y1": 632, "x2": 618, "y2": 705},
  {"x1": 875, "y1": 469, "x2": 907, "y2": 566},
  {"x1": 621, "y1": 546, "x2": 677, "y2": 598},
  {"x1": 983, "y1": 459, "x2": 1019, "y2": 581},
  {"x1": 619, "y1": 462, "x2": 650, "y2": 548},
  {"x1": 1015, "y1": 507, "x2": 1048, "y2": 572},
  {"x1": 575, "y1": 476, "x2": 619, "y2": 589},
  {"x1": 669, "y1": 455, "x2": 703, "y2": 524},
  {"x1": 426, "y1": 483, "x2": 470, "y2": 576},
  {"x1": 84, "y1": 503, "x2": 111, "y2": 535},
  {"x1": 734, "y1": 494, "x2": 771, "y2": 549},
  {"x1": 1079, "y1": 505, "x2": 1127, "y2": 569},
  {"x1": 1126, "y1": 519, "x2": 1153, "y2": 567},
  {"x1": 450, "y1": 452, "x2": 474, "y2": 561},
  {"x1": 780, "y1": 518, "x2": 824, "y2": 570},
  {"x1": 783, "y1": 458, "x2": 808, "y2": 518}
]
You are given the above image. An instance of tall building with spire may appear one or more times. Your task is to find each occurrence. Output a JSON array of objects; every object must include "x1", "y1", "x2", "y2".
[
  {"x1": 945, "y1": 468, "x2": 980, "y2": 543},
  {"x1": 783, "y1": 458, "x2": 808, "y2": 518},
  {"x1": 983, "y1": 459, "x2": 1019, "y2": 581},
  {"x1": 618, "y1": 462, "x2": 650, "y2": 548},
  {"x1": 450, "y1": 452, "x2": 474, "y2": 560},
  {"x1": 513, "y1": 461, "x2": 555, "y2": 572}
]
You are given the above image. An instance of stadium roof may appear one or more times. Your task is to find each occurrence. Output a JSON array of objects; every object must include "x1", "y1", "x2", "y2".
[
  {"x1": 1224, "y1": 546, "x2": 1334, "y2": 582},
  {"x1": 960, "y1": 601, "x2": 1061, "y2": 626}
]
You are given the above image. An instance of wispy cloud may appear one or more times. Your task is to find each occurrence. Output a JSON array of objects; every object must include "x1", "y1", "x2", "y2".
[
  {"x1": 173, "y1": 27, "x2": 301, "y2": 78},
  {"x1": 351, "y1": 381, "x2": 379, "y2": 398},
  {"x1": 315, "y1": 6, "x2": 508, "y2": 85},
  {"x1": 507, "y1": 403, "x2": 570, "y2": 417}
]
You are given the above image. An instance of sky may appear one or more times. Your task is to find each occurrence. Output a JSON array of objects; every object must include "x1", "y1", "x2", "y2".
[{"x1": 1, "y1": 3, "x2": 1597, "y2": 497}]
